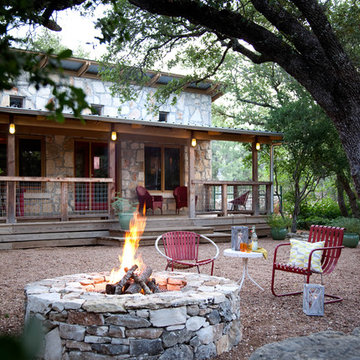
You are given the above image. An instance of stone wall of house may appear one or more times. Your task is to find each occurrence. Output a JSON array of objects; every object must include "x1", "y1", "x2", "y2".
[
  {"x1": 0, "y1": 74, "x2": 212, "y2": 126},
  {"x1": 121, "y1": 139, "x2": 212, "y2": 215}
]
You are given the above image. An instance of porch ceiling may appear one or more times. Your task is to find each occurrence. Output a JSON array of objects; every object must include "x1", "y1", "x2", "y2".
[{"x1": 0, "y1": 107, "x2": 283, "y2": 144}]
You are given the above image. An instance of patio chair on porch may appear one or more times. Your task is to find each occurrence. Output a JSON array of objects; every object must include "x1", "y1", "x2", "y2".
[
  {"x1": 271, "y1": 225, "x2": 344, "y2": 304},
  {"x1": 229, "y1": 190, "x2": 250, "y2": 211},
  {"x1": 155, "y1": 231, "x2": 220, "y2": 275},
  {"x1": 136, "y1": 185, "x2": 163, "y2": 214}
]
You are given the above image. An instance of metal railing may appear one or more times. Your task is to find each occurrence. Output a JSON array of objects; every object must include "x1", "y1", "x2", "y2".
[
  {"x1": 192, "y1": 180, "x2": 272, "y2": 216},
  {"x1": 0, "y1": 176, "x2": 114, "y2": 223}
]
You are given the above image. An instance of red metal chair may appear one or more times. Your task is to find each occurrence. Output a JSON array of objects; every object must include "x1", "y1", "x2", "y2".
[
  {"x1": 155, "y1": 231, "x2": 220, "y2": 275},
  {"x1": 271, "y1": 225, "x2": 344, "y2": 304},
  {"x1": 136, "y1": 185, "x2": 163, "y2": 214},
  {"x1": 229, "y1": 191, "x2": 250, "y2": 211},
  {"x1": 173, "y1": 186, "x2": 188, "y2": 214}
]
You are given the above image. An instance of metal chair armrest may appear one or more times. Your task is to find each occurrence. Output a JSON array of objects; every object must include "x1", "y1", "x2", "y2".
[
  {"x1": 307, "y1": 245, "x2": 345, "y2": 270},
  {"x1": 273, "y1": 242, "x2": 291, "y2": 264},
  {"x1": 199, "y1": 234, "x2": 220, "y2": 260}
]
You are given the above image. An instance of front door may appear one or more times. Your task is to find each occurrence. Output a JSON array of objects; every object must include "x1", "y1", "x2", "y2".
[{"x1": 75, "y1": 141, "x2": 108, "y2": 211}]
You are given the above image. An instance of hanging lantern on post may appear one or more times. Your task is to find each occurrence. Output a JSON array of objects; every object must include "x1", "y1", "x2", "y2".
[{"x1": 303, "y1": 284, "x2": 325, "y2": 316}]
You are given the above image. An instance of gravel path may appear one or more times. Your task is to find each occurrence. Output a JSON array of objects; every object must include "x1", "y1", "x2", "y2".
[{"x1": 0, "y1": 238, "x2": 359, "y2": 359}]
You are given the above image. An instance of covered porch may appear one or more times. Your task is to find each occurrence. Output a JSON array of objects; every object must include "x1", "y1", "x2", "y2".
[{"x1": 0, "y1": 107, "x2": 282, "y2": 248}]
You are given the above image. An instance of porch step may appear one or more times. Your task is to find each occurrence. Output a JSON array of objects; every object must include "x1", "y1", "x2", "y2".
[
  {"x1": 109, "y1": 226, "x2": 214, "y2": 237},
  {"x1": 97, "y1": 231, "x2": 231, "y2": 247}
]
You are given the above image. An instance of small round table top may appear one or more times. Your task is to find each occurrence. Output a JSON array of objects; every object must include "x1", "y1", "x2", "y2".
[{"x1": 223, "y1": 248, "x2": 263, "y2": 259}]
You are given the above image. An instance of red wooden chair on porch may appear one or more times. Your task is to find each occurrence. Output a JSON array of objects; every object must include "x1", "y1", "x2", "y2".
[
  {"x1": 271, "y1": 225, "x2": 344, "y2": 304},
  {"x1": 229, "y1": 191, "x2": 250, "y2": 211},
  {"x1": 173, "y1": 186, "x2": 198, "y2": 214},
  {"x1": 155, "y1": 231, "x2": 220, "y2": 275},
  {"x1": 136, "y1": 186, "x2": 163, "y2": 214}
]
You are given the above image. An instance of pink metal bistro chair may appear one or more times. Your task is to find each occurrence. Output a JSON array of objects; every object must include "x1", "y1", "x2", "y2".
[
  {"x1": 155, "y1": 231, "x2": 220, "y2": 275},
  {"x1": 271, "y1": 225, "x2": 344, "y2": 304},
  {"x1": 136, "y1": 185, "x2": 163, "y2": 214}
]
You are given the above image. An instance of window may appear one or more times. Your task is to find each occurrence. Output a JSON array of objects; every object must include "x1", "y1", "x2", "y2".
[
  {"x1": 10, "y1": 96, "x2": 24, "y2": 108},
  {"x1": 158, "y1": 111, "x2": 168, "y2": 122},
  {"x1": 91, "y1": 104, "x2": 103, "y2": 116},
  {"x1": 18, "y1": 138, "x2": 42, "y2": 177},
  {"x1": 17, "y1": 137, "x2": 44, "y2": 191},
  {"x1": 145, "y1": 146, "x2": 180, "y2": 191}
]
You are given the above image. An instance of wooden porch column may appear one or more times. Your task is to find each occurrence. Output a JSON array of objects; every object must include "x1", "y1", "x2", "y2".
[
  {"x1": 188, "y1": 141, "x2": 196, "y2": 218},
  {"x1": 7, "y1": 124, "x2": 16, "y2": 223},
  {"x1": 221, "y1": 184, "x2": 228, "y2": 217},
  {"x1": 270, "y1": 144, "x2": 274, "y2": 213},
  {"x1": 252, "y1": 142, "x2": 259, "y2": 215},
  {"x1": 108, "y1": 139, "x2": 116, "y2": 218},
  {"x1": 60, "y1": 182, "x2": 69, "y2": 221}
]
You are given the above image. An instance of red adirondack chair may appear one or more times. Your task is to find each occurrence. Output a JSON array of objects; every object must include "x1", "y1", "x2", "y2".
[
  {"x1": 229, "y1": 191, "x2": 250, "y2": 211},
  {"x1": 136, "y1": 186, "x2": 163, "y2": 214},
  {"x1": 155, "y1": 231, "x2": 219, "y2": 275},
  {"x1": 271, "y1": 225, "x2": 344, "y2": 304}
]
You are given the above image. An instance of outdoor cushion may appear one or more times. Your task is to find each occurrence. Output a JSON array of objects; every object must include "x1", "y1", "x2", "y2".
[{"x1": 288, "y1": 239, "x2": 325, "y2": 272}]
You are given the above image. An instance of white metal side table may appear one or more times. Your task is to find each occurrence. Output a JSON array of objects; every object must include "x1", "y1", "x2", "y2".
[{"x1": 223, "y1": 249, "x2": 264, "y2": 291}]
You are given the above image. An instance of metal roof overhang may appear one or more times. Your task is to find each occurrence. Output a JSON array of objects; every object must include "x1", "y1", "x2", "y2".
[{"x1": 0, "y1": 107, "x2": 283, "y2": 144}]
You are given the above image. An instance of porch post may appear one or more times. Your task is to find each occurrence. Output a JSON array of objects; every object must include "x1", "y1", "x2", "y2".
[
  {"x1": 252, "y1": 142, "x2": 259, "y2": 215},
  {"x1": 108, "y1": 139, "x2": 116, "y2": 218},
  {"x1": 270, "y1": 144, "x2": 274, "y2": 213},
  {"x1": 7, "y1": 121, "x2": 16, "y2": 223},
  {"x1": 188, "y1": 141, "x2": 196, "y2": 218}
]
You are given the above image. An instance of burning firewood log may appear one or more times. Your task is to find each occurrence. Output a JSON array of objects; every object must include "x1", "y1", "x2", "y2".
[{"x1": 125, "y1": 265, "x2": 152, "y2": 294}]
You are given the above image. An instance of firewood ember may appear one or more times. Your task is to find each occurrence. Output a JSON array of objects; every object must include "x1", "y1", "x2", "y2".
[
  {"x1": 132, "y1": 272, "x2": 152, "y2": 295},
  {"x1": 115, "y1": 265, "x2": 138, "y2": 295},
  {"x1": 147, "y1": 278, "x2": 161, "y2": 293},
  {"x1": 125, "y1": 265, "x2": 152, "y2": 294}
]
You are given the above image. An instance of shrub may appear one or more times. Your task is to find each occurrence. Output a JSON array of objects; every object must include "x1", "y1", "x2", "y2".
[
  {"x1": 300, "y1": 198, "x2": 342, "y2": 219},
  {"x1": 329, "y1": 217, "x2": 360, "y2": 235},
  {"x1": 296, "y1": 216, "x2": 330, "y2": 230},
  {"x1": 267, "y1": 213, "x2": 292, "y2": 228}
]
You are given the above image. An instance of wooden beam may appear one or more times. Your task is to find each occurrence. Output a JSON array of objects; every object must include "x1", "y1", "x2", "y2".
[
  {"x1": 252, "y1": 142, "x2": 259, "y2": 216},
  {"x1": 77, "y1": 61, "x2": 91, "y2": 77},
  {"x1": 7, "y1": 129, "x2": 16, "y2": 224},
  {"x1": 108, "y1": 139, "x2": 116, "y2": 218},
  {"x1": 38, "y1": 55, "x2": 48, "y2": 69},
  {"x1": 146, "y1": 73, "x2": 161, "y2": 87},
  {"x1": 188, "y1": 141, "x2": 196, "y2": 218}
]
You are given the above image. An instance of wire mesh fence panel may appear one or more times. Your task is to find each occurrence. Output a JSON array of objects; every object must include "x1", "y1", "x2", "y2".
[
  {"x1": 0, "y1": 181, "x2": 6, "y2": 218},
  {"x1": 16, "y1": 182, "x2": 61, "y2": 217},
  {"x1": 69, "y1": 182, "x2": 108, "y2": 215}
]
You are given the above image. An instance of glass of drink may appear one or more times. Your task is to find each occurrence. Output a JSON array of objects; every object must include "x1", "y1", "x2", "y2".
[
  {"x1": 246, "y1": 242, "x2": 252, "y2": 253},
  {"x1": 240, "y1": 242, "x2": 247, "y2": 252}
]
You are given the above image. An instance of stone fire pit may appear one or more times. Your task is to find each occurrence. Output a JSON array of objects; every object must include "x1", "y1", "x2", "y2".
[{"x1": 25, "y1": 271, "x2": 241, "y2": 360}]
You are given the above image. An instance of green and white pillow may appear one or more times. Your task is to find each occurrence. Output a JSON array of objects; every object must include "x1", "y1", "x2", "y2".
[{"x1": 288, "y1": 239, "x2": 325, "y2": 272}]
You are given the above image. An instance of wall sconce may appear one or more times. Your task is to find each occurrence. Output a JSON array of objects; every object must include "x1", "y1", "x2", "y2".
[
  {"x1": 111, "y1": 131, "x2": 117, "y2": 141},
  {"x1": 255, "y1": 137, "x2": 260, "y2": 151},
  {"x1": 9, "y1": 122, "x2": 15, "y2": 134},
  {"x1": 191, "y1": 131, "x2": 197, "y2": 147}
]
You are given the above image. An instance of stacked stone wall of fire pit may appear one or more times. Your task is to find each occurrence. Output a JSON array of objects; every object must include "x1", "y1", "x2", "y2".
[{"x1": 25, "y1": 272, "x2": 241, "y2": 360}]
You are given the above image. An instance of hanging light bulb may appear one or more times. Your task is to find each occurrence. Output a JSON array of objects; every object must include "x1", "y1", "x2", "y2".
[
  {"x1": 9, "y1": 122, "x2": 15, "y2": 134},
  {"x1": 256, "y1": 142, "x2": 260, "y2": 151},
  {"x1": 191, "y1": 137, "x2": 197, "y2": 147},
  {"x1": 111, "y1": 131, "x2": 117, "y2": 141}
]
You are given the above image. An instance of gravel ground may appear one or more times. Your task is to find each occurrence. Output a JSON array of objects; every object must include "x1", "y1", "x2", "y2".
[{"x1": 0, "y1": 238, "x2": 359, "y2": 359}]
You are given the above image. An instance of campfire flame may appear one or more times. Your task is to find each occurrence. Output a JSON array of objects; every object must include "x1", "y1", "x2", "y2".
[{"x1": 108, "y1": 209, "x2": 147, "y2": 284}]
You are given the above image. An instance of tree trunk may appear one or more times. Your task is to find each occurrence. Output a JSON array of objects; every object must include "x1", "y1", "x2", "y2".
[
  {"x1": 338, "y1": 173, "x2": 360, "y2": 218},
  {"x1": 336, "y1": 177, "x2": 349, "y2": 217}
]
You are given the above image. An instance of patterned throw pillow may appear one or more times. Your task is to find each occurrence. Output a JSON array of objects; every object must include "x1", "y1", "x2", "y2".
[{"x1": 288, "y1": 239, "x2": 325, "y2": 272}]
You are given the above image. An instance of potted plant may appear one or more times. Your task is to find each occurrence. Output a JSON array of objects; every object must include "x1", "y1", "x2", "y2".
[
  {"x1": 112, "y1": 196, "x2": 138, "y2": 230},
  {"x1": 330, "y1": 217, "x2": 359, "y2": 248},
  {"x1": 267, "y1": 213, "x2": 292, "y2": 240}
]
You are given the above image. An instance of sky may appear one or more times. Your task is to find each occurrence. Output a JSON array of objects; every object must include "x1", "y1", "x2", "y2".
[{"x1": 53, "y1": 8, "x2": 107, "y2": 58}]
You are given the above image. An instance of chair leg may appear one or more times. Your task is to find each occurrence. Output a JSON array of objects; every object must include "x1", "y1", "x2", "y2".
[
  {"x1": 271, "y1": 267, "x2": 303, "y2": 297},
  {"x1": 324, "y1": 293, "x2": 343, "y2": 304}
]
